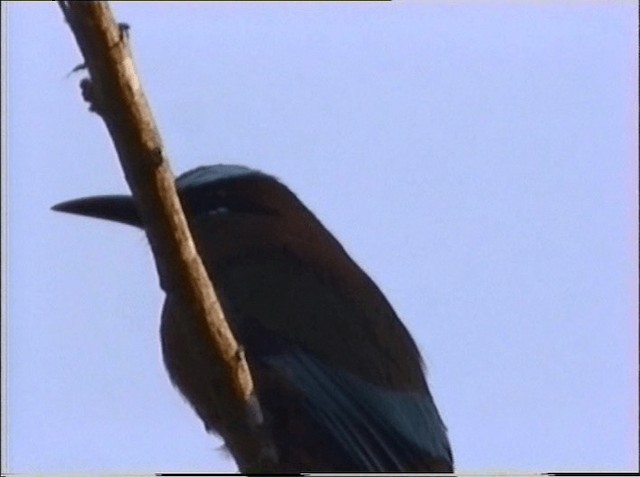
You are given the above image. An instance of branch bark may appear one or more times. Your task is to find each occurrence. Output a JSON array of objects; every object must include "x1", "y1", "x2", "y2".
[{"x1": 57, "y1": 2, "x2": 277, "y2": 472}]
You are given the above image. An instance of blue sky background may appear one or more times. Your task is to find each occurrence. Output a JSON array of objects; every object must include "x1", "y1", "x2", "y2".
[{"x1": 5, "y1": 2, "x2": 638, "y2": 474}]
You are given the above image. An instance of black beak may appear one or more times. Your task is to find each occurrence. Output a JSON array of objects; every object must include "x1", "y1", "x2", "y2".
[{"x1": 52, "y1": 195, "x2": 142, "y2": 228}]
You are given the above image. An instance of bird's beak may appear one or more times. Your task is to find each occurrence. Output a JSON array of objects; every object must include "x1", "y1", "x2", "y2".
[{"x1": 52, "y1": 195, "x2": 142, "y2": 228}]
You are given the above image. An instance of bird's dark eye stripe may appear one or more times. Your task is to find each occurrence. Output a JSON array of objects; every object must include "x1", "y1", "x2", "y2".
[{"x1": 183, "y1": 187, "x2": 277, "y2": 217}]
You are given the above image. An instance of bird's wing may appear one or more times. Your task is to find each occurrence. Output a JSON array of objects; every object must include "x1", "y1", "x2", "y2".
[{"x1": 262, "y1": 348, "x2": 453, "y2": 472}]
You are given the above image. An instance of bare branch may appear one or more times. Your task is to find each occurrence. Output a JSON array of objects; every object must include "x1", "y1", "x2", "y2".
[{"x1": 57, "y1": 2, "x2": 277, "y2": 471}]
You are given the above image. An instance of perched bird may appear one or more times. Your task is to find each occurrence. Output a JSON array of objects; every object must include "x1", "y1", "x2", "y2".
[{"x1": 53, "y1": 165, "x2": 453, "y2": 472}]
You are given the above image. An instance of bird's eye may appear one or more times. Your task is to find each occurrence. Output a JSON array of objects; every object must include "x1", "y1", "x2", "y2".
[
  {"x1": 207, "y1": 206, "x2": 230, "y2": 215},
  {"x1": 185, "y1": 184, "x2": 277, "y2": 218}
]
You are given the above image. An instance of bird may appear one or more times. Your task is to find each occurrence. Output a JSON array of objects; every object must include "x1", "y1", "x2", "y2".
[{"x1": 52, "y1": 164, "x2": 453, "y2": 472}]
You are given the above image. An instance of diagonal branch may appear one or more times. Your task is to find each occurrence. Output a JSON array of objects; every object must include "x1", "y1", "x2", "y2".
[{"x1": 57, "y1": 2, "x2": 277, "y2": 472}]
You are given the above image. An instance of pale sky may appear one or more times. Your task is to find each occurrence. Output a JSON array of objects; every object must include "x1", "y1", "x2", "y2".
[{"x1": 6, "y1": 2, "x2": 638, "y2": 474}]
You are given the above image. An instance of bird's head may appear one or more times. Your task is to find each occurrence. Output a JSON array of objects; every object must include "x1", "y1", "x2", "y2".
[
  {"x1": 52, "y1": 164, "x2": 313, "y2": 230},
  {"x1": 52, "y1": 164, "x2": 356, "y2": 282}
]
